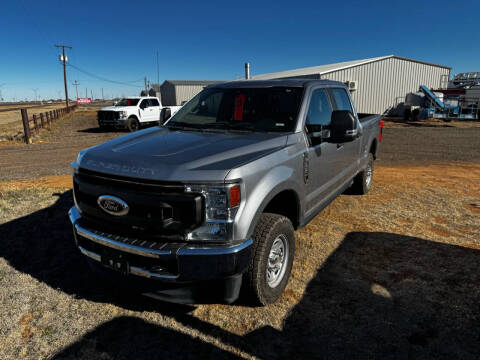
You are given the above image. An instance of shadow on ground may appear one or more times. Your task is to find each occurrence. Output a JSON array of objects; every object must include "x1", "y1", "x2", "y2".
[
  {"x1": 1, "y1": 192, "x2": 479, "y2": 359},
  {"x1": 77, "y1": 127, "x2": 126, "y2": 134}
]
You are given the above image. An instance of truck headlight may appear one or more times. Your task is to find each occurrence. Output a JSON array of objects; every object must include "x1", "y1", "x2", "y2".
[
  {"x1": 118, "y1": 111, "x2": 127, "y2": 119},
  {"x1": 184, "y1": 183, "x2": 241, "y2": 242}
]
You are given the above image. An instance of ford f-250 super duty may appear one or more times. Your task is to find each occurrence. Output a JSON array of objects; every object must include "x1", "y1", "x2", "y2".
[
  {"x1": 97, "y1": 96, "x2": 181, "y2": 131},
  {"x1": 69, "y1": 79, "x2": 383, "y2": 305}
]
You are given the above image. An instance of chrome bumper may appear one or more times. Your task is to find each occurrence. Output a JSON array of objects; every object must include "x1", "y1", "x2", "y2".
[{"x1": 68, "y1": 206, "x2": 252, "y2": 281}]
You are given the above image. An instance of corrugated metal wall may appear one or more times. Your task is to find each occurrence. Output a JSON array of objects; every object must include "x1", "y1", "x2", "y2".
[
  {"x1": 321, "y1": 58, "x2": 450, "y2": 114},
  {"x1": 174, "y1": 85, "x2": 208, "y2": 106}
]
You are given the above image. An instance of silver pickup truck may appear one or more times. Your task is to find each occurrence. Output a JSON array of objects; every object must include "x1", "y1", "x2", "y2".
[{"x1": 69, "y1": 79, "x2": 383, "y2": 305}]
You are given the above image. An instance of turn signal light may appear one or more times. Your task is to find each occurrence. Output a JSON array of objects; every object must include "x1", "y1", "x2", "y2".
[{"x1": 229, "y1": 185, "x2": 241, "y2": 207}]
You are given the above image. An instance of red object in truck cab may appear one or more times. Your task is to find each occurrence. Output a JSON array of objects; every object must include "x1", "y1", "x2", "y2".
[{"x1": 234, "y1": 94, "x2": 245, "y2": 121}]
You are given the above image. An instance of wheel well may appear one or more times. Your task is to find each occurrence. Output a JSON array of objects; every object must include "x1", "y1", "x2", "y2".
[
  {"x1": 128, "y1": 115, "x2": 138, "y2": 121},
  {"x1": 370, "y1": 140, "x2": 377, "y2": 159},
  {"x1": 263, "y1": 190, "x2": 300, "y2": 229}
]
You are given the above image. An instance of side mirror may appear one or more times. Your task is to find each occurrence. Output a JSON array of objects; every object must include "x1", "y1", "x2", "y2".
[
  {"x1": 329, "y1": 110, "x2": 357, "y2": 143},
  {"x1": 306, "y1": 123, "x2": 330, "y2": 146}
]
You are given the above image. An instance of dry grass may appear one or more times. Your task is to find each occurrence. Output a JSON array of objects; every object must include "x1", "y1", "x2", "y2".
[{"x1": 0, "y1": 164, "x2": 479, "y2": 359}]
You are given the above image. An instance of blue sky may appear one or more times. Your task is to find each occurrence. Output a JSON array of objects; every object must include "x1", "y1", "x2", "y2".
[{"x1": 1, "y1": 0, "x2": 479, "y2": 101}]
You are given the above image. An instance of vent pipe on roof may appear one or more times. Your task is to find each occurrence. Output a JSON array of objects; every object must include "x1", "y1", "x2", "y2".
[{"x1": 245, "y1": 62, "x2": 251, "y2": 80}]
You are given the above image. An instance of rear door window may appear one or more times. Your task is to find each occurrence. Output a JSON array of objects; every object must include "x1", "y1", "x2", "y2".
[{"x1": 330, "y1": 88, "x2": 353, "y2": 112}]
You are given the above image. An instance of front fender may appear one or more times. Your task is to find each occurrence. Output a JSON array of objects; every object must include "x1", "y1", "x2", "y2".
[{"x1": 234, "y1": 165, "x2": 302, "y2": 241}]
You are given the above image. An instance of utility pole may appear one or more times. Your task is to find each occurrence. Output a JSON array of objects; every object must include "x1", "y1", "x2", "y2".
[
  {"x1": 72, "y1": 80, "x2": 80, "y2": 100},
  {"x1": 144, "y1": 77, "x2": 147, "y2": 96},
  {"x1": 102, "y1": 88, "x2": 104, "y2": 100},
  {"x1": 55, "y1": 44, "x2": 72, "y2": 107},
  {"x1": 32, "y1": 88, "x2": 39, "y2": 103}
]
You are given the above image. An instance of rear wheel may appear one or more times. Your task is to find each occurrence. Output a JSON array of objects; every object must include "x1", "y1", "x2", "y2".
[
  {"x1": 127, "y1": 117, "x2": 140, "y2": 132},
  {"x1": 351, "y1": 153, "x2": 374, "y2": 194},
  {"x1": 243, "y1": 213, "x2": 295, "y2": 306}
]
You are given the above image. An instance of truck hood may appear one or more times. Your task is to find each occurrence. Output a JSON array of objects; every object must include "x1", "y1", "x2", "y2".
[
  {"x1": 99, "y1": 106, "x2": 131, "y2": 111},
  {"x1": 79, "y1": 127, "x2": 287, "y2": 182}
]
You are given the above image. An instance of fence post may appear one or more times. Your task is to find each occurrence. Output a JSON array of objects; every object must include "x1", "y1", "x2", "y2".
[
  {"x1": 49, "y1": 111, "x2": 53, "y2": 123},
  {"x1": 40, "y1": 113, "x2": 45, "y2": 128},
  {"x1": 21, "y1": 108, "x2": 31, "y2": 144},
  {"x1": 46, "y1": 111, "x2": 50, "y2": 127},
  {"x1": 33, "y1": 114, "x2": 38, "y2": 134}
]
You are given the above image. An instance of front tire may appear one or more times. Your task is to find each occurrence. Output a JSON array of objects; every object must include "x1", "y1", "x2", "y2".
[
  {"x1": 127, "y1": 117, "x2": 140, "y2": 132},
  {"x1": 243, "y1": 213, "x2": 295, "y2": 306},
  {"x1": 351, "y1": 152, "x2": 374, "y2": 194}
]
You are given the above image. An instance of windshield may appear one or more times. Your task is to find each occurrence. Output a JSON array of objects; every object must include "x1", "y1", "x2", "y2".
[
  {"x1": 115, "y1": 98, "x2": 140, "y2": 106},
  {"x1": 167, "y1": 87, "x2": 303, "y2": 132}
]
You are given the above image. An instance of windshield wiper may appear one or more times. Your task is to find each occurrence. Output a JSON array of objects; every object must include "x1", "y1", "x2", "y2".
[
  {"x1": 166, "y1": 122, "x2": 205, "y2": 131},
  {"x1": 202, "y1": 122, "x2": 256, "y2": 131}
]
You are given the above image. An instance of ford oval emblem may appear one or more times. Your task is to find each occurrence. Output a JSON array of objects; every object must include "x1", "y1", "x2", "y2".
[{"x1": 97, "y1": 195, "x2": 129, "y2": 216}]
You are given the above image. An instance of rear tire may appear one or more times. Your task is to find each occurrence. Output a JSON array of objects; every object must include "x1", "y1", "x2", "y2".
[
  {"x1": 243, "y1": 213, "x2": 295, "y2": 306},
  {"x1": 351, "y1": 153, "x2": 374, "y2": 195},
  {"x1": 127, "y1": 117, "x2": 140, "y2": 132}
]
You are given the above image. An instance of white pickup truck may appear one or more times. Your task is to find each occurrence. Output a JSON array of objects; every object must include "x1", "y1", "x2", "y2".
[{"x1": 97, "y1": 97, "x2": 181, "y2": 131}]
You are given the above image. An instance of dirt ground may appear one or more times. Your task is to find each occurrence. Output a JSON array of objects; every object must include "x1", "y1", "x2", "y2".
[
  {"x1": 383, "y1": 116, "x2": 480, "y2": 129},
  {"x1": 0, "y1": 112, "x2": 479, "y2": 359}
]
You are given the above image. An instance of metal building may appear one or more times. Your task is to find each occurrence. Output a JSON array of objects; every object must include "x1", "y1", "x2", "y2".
[
  {"x1": 252, "y1": 55, "x2": 451, "y2": 114},
  {"x1": 154, "y1": 80, "x2": 225, "y2": 106}
]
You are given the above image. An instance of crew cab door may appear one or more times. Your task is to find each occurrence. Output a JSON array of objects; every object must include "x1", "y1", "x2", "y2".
[
  {"x1": 138, "y1": 99, "x2": 151, "y2": 122},
  {"x1": 149, "y1": 98, "x2": 161, "y2": 121},
  {"x1": 303, "y1": 88, "x2": 345, "y2": 216},
  {"x1": 328, "y1": 88, "x2": 362, "y2": 182}
]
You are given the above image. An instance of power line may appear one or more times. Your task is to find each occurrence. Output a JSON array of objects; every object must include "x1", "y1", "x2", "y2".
[{"x1": 67, "y1": 63, "x2": 143, "y2": 88}]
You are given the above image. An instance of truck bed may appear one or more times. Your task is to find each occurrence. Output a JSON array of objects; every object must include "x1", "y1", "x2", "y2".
[{"x1": 358, "y1": 113, "x2": 381, "y2": 124}]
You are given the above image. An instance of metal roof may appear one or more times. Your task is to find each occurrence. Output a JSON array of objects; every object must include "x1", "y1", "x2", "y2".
[
  {"x1": 252, "y1": 55, "x2": 451, "y2": 80},
  {"x1": 211, "y1": 79, "x2": 344, "y2": 88}
]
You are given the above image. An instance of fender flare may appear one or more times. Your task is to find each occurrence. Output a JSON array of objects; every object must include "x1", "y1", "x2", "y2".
[{"x1": 243, "y1": 175, "x2": 302, "y2": 241}]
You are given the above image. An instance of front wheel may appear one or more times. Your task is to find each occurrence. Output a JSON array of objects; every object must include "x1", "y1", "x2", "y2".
[
  {"x1": 243, "y1": 213, "x2": 295, "y2": 306},
  {"x1": 127, "y1": 117, "x2": 140, "y2": 132}
]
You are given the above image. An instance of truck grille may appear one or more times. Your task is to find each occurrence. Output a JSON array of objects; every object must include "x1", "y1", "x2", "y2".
[
  {"x1": 73, "y1": 168, "x2": 204, "y2": 241},
  {"x1": 97, "y1": 111, "x2": 120, "y2": 121}
]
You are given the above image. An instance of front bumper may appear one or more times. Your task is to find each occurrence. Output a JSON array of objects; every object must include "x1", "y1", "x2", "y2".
[
  {"x1": 97, "y1": 118, "x2": 128, "y2": 127},
  {"x1": 68, "y1": 206, "x2": 252, "y2": 284}
]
